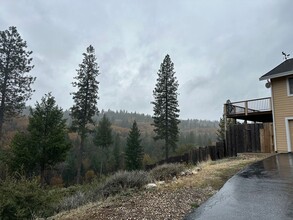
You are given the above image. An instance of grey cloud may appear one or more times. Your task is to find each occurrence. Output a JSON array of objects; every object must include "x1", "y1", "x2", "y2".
[{"x1": 1, "y1": 0, "x2": 293, "y2": 120}]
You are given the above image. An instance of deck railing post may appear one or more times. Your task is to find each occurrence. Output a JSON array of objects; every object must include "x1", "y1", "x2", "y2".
[
  {"x1": 245, "y1": 101, "x2": 248, "y2": 115},
  {"x1": 224, "y1": 104, "x2": 227, "y2": 142}
]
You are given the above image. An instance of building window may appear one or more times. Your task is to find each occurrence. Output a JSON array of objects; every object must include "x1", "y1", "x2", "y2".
[{"x1": 288, "y1": 77, "x2": 293, "y2": 95}]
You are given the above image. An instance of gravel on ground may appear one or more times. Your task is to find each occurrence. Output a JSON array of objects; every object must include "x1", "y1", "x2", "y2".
[{"x1": 51, "y1": 154, "x2": 272, "y2": 220}]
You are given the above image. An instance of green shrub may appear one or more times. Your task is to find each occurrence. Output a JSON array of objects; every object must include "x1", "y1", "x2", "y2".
[
  {"x1": 149, "y1": 163, "x2": 186, "y2": 181},
  {"x1": 0, "y1": 175, "x2": 54, "y2": 219},
  {"x1": 0, "y1": 148, "x2": 11, "y2": 181},
  {"x1": 100, "y1": 170, "x2": 151, "y2": 197}
]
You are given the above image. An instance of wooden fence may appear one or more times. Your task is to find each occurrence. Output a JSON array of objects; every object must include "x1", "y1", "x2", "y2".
[
  {"x1": 145, "y1": 141, "x2": 231, "y2": 170},
  {"x1": 226, "y1": 123, "x2": 274, "y2": 153},
  {"x1": 145, "y1": 123, "x2": 274, "y2": 170}
]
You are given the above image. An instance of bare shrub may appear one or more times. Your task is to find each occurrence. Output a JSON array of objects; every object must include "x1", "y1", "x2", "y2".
[
  {"x1": 100, "y1": 170, "x2": 151, "y2": 197},
  {"x1": 56, "y1": 170, "x2": 151, "y2": 212},
  {"x1": 85, "y1": 170, "x2": 96, "y2": 183},
  {"x1": 50, "y1": 175, "x2": 63, "y2": 187},
  {"x1": 149, "y1": 163, "x2": 186, "y2": 181},
  {"x1": 56, "y1": 191, "x2": 88, "y2": 212}
]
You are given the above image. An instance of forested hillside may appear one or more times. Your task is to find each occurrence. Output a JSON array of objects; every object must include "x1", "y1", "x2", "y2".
[
  {"x1": 68, "y1": 109, "x2": 218, "y2": 155},
  {"x1": 3, "y1": 110, "x2": 218, "y2": 182},
  {"x1": 7, "y1": 108, "x2": 218, "y2": 149},
  {"x1": 2, "y1": 108, "x2": 218, "y2": 185}
]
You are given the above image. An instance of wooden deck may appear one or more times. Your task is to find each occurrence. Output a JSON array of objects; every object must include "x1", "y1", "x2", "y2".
[{"x1": 225, "y1": 97, "x2": 273, "y2": 122}]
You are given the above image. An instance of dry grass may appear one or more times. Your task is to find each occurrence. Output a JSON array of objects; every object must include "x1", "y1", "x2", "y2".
[
  {"x1": 168, "y1": 154, "x2": 271, "y2": 190},
  {"x1": 52, "y1": 153, "x2": 273, "y2": 220}
]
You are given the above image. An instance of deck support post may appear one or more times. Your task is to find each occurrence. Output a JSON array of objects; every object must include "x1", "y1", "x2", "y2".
[
  {"x1": 245, "y1": 101, "x2": 248, "y2": 115},
  {"x1": 223, "y1": 104, "x2": 228, "y2": 157},
  {"x1": 244, "y1": 120, "x2": 248, "y2": 152}
]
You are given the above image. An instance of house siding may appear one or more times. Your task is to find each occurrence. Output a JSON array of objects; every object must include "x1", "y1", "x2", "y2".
[
  {"x1": 289, "y1": 120, "x2": 293, "y2": 152},
  {"x1": 271, "y1": 76, "x2": 293, "y2": 152}
]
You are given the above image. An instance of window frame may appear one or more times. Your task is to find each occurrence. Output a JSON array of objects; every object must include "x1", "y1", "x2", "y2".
[{"x1": 287, "y1": 77, "x2": 293, "y2": 96}]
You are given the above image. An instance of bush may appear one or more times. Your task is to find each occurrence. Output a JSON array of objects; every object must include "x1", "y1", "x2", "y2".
[
  {"x1": 149, "y1": 163, "x2": 186, "y2": 181},
  {"x1": 0, "y1": 148, "x2": 11, "y2": 181},
  {"x1": 50, "y1": 175, "x2": 63, "y2": 187},
  {"x1": 0, "y1": 175, "x2": 54, "y2": 219},
  {"x1": 56, "y1": 170, "x2": 151, "y2": 213},
  {"x1": 56, "y1": 191, "x2": 88, "y2": 212},
  {"x1": 55, "y1": 177, "x2": 105, "y2": 213},
  {"x1": 100, "y1": 170, "x2": 151, "y2": 197},
  {"x1": 143, "y1": 154, "x2": 155, "y2": 168},
  {"x1": 85, "y1": 170, "x2": 96, "y2": 183}
]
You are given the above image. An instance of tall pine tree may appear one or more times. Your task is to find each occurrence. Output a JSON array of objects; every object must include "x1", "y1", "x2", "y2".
[
  {"x1": 152, "y1": 54, "x2": 180, "y2": 160},
  {"x1": 125, "y1": 120, "x2": 144, "y2": 171},
  {"x1": 0, "y1": 26, "x2": 35, "y2": 142},
  {"x1": 71, "y1": 45, "x2": 100, "y2": 184},
  {"x1": 11, "y1": 93, "x2": 70, "y2": 186}
]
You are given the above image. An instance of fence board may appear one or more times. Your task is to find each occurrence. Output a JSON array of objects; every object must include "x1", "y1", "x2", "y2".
[
  {"x1": 145, "y1": 142, "x2": 231, "y2": 170},
  {"x1": 226, "y1": 123, "x2": 272, "y2": 154}
]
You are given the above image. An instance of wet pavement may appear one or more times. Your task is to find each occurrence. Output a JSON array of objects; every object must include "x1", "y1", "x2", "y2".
[{"x1": 185, "y1": 154, "x2": 293, "y2": 220}]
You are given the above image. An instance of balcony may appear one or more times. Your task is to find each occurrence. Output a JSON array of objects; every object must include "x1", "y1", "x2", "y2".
[{"x1": 224, "y1": 97, "x2": 273, "y2": 122}]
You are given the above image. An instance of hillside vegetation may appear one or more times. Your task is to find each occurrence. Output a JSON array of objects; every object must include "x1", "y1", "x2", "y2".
[
  {"x1": 1, "y1": 109, "x2": 218, "y2": 186},
  {"x1": 52, "y1": 154, "x2": 269, "y2": 220}
]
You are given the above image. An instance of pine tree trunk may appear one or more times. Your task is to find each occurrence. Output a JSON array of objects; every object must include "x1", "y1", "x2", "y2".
[
  {"x1": 99, "y1": 147, "x2": 107, "y2": 176},
  {"x1": 76, "y1": 133, "x2": 84, "y2": 184},
  {"x1": 165, "y1": 139, "x2": 169, "y2": 161}
]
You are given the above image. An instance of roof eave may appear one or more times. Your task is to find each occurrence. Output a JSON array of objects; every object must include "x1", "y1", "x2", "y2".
[{"x1": 259, "y1": 70, "x2": 293, "y2": 81}]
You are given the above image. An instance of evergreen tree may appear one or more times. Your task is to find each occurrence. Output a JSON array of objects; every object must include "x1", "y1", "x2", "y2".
[
  {"x1": 217, "y1": 116, "x2": 233, "y2": 142},
  {"x1": 94, "y1": 114, "x2": 113, "y2": 148},
  {"x1": 70, "y1": 45, "x2": 100, "y2": 183},
  {"x1": 187, "y1": 131, "x2": 196, "y2": 144},
  {"x1": 0, "y1": 26, "x2": 35, "y2": 141},
  {"x1": 94, "y1": 114, "x2": 113, "y2": 174},
  {"x1": 217, "y1": 117, "x2": 225, "y2": 142},
  {"x1": 197, "y1": 134, "x2": 203, "y2": 147},
  {"x1": 11, "y1": 93, "x2": 70, "y2": 186},
  {"x1": 152, "y1": 54, "x2": 180, "y2": 160},
  {"x1": 178, "y1": 132, "x2": 187, "y2": 145},
  {"x1": 125, "y1": 121, "x2": 144, "y2": 170},
  {"x1": 113, "y1": 133, "x2": 121, "y2": 171}
]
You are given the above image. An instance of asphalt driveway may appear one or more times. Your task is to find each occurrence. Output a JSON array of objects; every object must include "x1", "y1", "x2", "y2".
[{"x1": 185, "y1": 154, "x2": 293, "y2": 220}]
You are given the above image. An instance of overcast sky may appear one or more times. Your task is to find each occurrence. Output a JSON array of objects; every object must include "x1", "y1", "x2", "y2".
[{"x1": 1, "y1": 0, "x2": 292, "y2": 120}]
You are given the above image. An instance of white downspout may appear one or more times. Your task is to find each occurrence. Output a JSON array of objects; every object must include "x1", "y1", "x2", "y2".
[{"x1": 271, "y1": 85, "x2": 277, "y2": 152}]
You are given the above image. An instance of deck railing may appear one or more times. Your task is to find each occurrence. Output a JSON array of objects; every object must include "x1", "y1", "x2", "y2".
[{"x1": 225, "y1": 97, "x2": 272, "y2": 116}]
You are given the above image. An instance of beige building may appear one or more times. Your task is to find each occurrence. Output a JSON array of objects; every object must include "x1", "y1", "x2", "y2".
[
  {"x1": 260, "y1": 58, "x2": 293, "y2": 153},
  {"x1": 224, "y1": 58, "x2": 293, "y2": 153}
]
